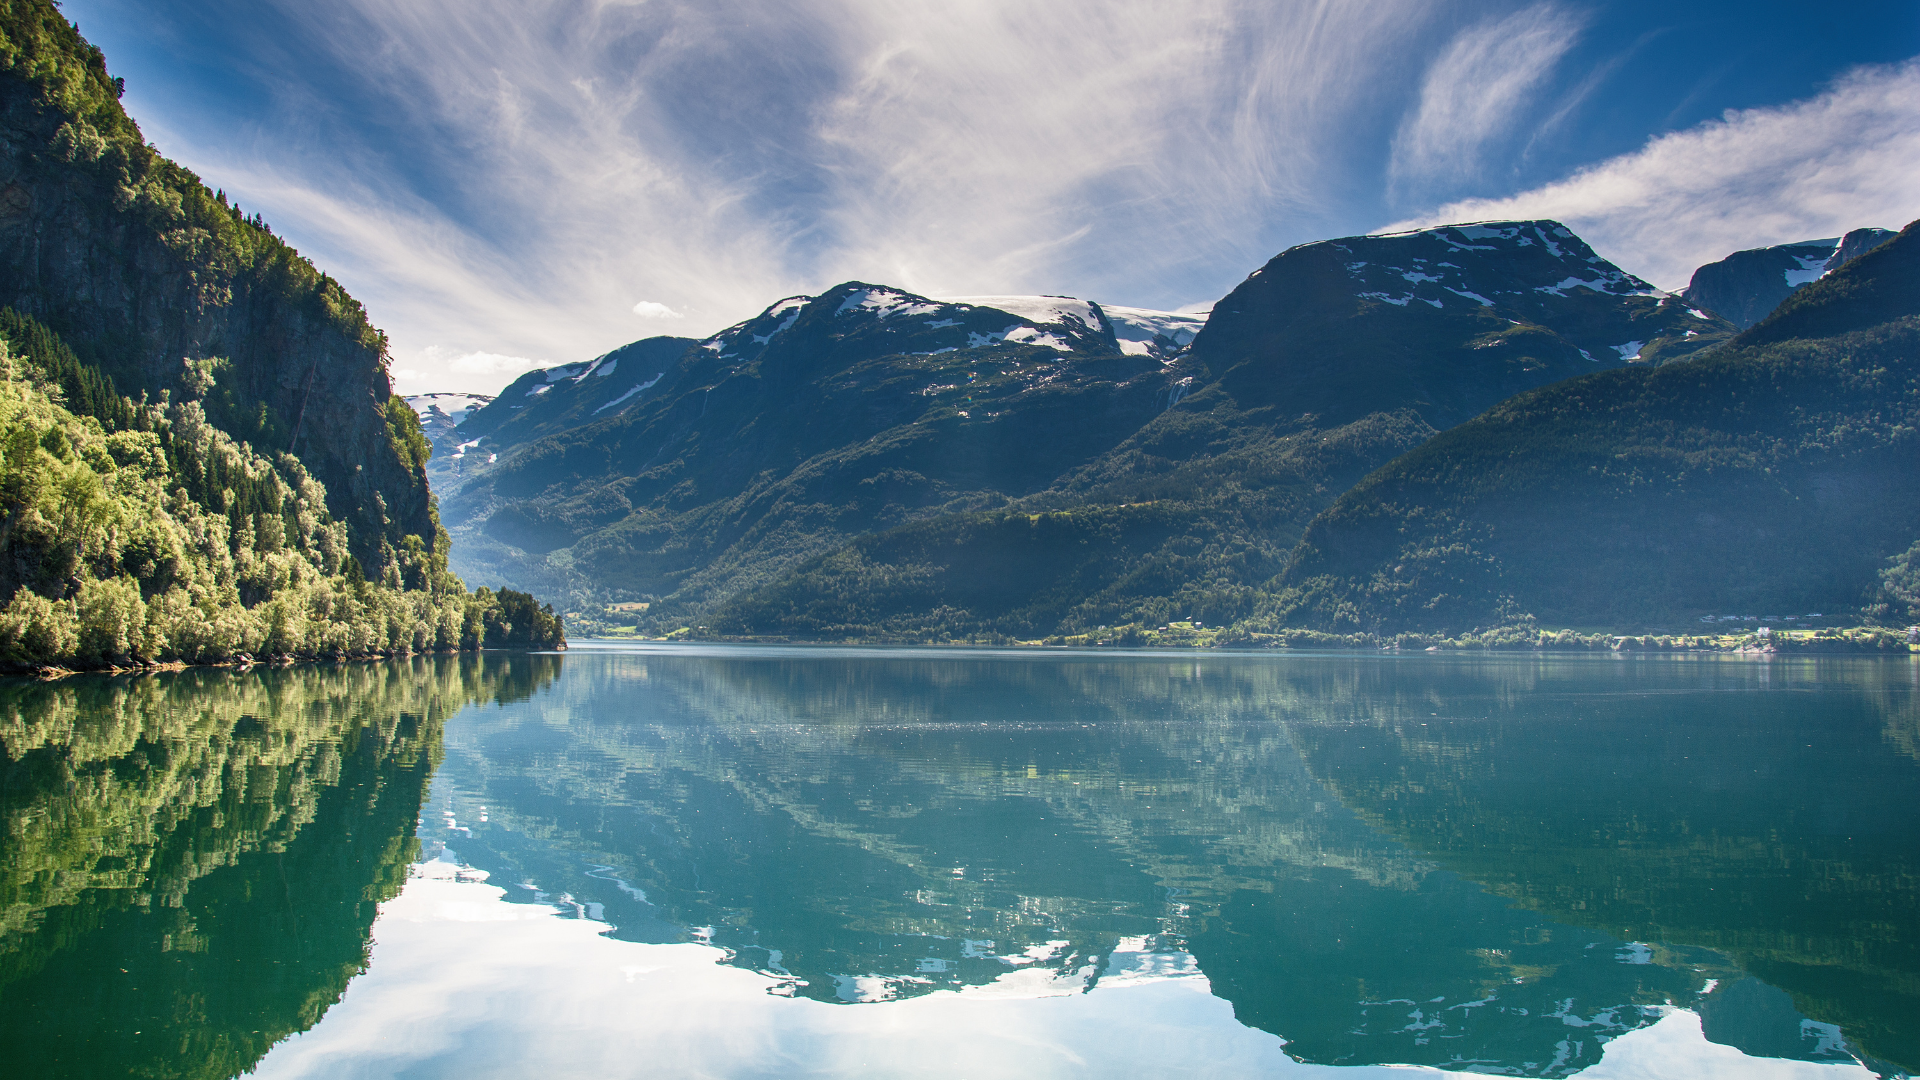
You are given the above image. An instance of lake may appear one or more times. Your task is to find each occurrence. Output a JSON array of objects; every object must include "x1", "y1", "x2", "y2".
[{"x1": 2, "y1": 643, "x2": 1916, "y2": 1078}]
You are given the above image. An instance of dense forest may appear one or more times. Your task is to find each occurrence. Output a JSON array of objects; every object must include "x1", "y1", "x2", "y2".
[{"x1": 0, "y1": 310, "x2": 561, "y2": 666}]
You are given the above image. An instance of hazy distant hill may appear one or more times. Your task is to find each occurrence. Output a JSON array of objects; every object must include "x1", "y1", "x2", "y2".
[
  {"x1": 1270, "y1": 219, "x2": 1920, "y2": 634},
  {"x1": 407, "y1": 392, "x2": 490, "y2": 463},
  {"x1": 1682, "y1": 228, "x2": 1897, "y2": 329}
]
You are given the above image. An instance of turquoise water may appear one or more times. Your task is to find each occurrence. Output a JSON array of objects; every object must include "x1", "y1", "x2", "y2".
[{"x1": 3, "y1": 645, "x2": 1916, "y2": 1077}]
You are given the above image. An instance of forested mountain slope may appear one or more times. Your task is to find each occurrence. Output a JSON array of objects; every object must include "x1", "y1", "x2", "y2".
[
  {"x1": 1271, "y1": 218, "x2": 1920, "y2": 634},
  {"x1": 0, "y1": 2, "x2": 563, "y2": 666},
  {"x1": 437, "y1": 284, "x2": 1178, "y2": 617},
  {"x1": 0, "y1": 1, "x2": 432, "y2": 569}
]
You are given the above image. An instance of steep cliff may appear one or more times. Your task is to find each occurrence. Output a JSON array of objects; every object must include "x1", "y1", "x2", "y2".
[{"x1": 0, "y1": 0, "x2": 431, "y2": 569}]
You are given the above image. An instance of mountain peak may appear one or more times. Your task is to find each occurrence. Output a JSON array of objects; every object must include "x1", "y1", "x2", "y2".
[
  {"x1": 1194, "y1": 219, "x2": 1728, "y2": 429},
  {"x1": 1327, "y1": 219, "x2": 1658, "y2": 308},
  {"x1": 695, "y1": 284, "x2": 1207, "y2": 368}
]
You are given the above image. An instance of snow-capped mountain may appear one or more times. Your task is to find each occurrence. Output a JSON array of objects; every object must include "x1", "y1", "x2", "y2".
[
  {"x1": 405, "y1": 393, "x2": 494, "y2": 469},
  {"x1": 1682, "y1": 227, "x2": 1897, "y2": 328},
  {"x1": 447, "y1": 286, "x2": 1205, "y2": 456},
  {"x1": 426, "y1": 218, "x2": 1745, "y2": 627},
  {"x1": 1198, "y1": 219, "x2": 1736, "y2": 429},
  {"x1": 934, "y1": 295, "x2": 1210, "y2": 361},
  {"x1": 453, "y1": 335, "x2": 696, "y2": 452},
  {"x1": 694, "y1": 286, "x2": 1207, "y2": 370},
  {"x1": 407, "y1": 392, "x2": 492, "y2": 424}
]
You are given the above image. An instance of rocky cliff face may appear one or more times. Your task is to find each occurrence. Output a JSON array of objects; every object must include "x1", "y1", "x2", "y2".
[
  {"x1": 1682, "y1": 227, "x2": 1898, "y2": 329},
  {"x1": 0, "y1": 2, "x2": 434, "y2": 568}
]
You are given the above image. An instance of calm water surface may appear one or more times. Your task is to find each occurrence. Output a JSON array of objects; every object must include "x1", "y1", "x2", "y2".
[{"x1": 3, "y1": 644, "x2": 1917, "y2": 1078}]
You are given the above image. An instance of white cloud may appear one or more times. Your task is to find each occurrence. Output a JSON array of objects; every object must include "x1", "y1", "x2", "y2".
[
  {"x1": 1384, "y1": 59, "x2": 1920, "y2": 289},
  {"x1": 111, "y1": 0, "x2": 1445, "y2": 395},
  {"x1": 632, "y1": 301, "x2": 685, "y2": 319},
  {"x1": 1390, "y1": 3, "x2": 1586, "y2": 191},
  {"x1": 388, "y1": 346, "x2": 550, "y2": 395}
]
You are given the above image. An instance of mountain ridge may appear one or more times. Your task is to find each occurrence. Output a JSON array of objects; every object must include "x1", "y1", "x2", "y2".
[
  {"x1": 430, "y1": 219, "x2": 1743, "y2": 638},
  {"x1": 1267, "y1": 217, "x2": 1920, "y2": 633}
]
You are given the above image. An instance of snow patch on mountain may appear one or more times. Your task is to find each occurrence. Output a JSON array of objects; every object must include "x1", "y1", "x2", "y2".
[
  {"x1": 1103, "y1": 305, "x2": 1209, "y2": 358},
  {"x1": 595, "y1": 373, "x2": 665, "y2": 413},
  {"x1": 836, "y1": 287, "x2": 944, "y2": 320},
  {"x1": 405, "y1": 393, "x2": 492, "y2": 422},
  {"x1": 936, "y1": 294, "x2": 1205, "y2": 359},
  {"x1": 939, "y1": 295, "x2": 1101, "y2": 330},
  {"x1": 541, "y1": 363, "x2": 590, "y2": 382},
  {"x1": 1346, "y1": 221, "x2": 1659, "y2": 305},
  {"x1": 752, "y1": 300, "x2": 807, "y2": 344},
  {"x1": 1002, "y1": 326, "x2": 1075, "y2": 350},
  {"x1": 1782, "y1": 240, "x2": 1843, "y2": 287}
]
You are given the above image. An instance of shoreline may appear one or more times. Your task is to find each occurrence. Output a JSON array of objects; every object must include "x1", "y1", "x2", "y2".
[
  {"x1": 1, "y1": 641, "x2": 568, "y2": 680},
  {"x1": 576, "y1": 627, "x2": 1918, "y2": 656}
]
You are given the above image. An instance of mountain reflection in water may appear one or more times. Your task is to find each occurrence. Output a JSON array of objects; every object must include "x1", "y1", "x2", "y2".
[{"x1": 1, "y1": 646, "x2": 1914, "y2": 1079}]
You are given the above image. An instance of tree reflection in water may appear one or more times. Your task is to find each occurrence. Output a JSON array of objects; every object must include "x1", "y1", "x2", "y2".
[{"x1": 0, "y1": 654, "x2": 561, "y2": 1079}]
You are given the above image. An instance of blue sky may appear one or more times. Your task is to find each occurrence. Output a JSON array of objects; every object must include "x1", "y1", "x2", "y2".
[{"x1": 62, "y1": 0, "x2": 1920, "y2": 394}]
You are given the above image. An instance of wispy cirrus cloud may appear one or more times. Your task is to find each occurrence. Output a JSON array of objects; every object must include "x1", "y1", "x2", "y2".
[
  {"x1": 1389, "y1": 3, "x2": 1587, "y2": 195},
  {"x1": 1384, "y1": 59, "x2": 1920, "y2": 289},
  {"x1": 68, "y1": 0, "x2": 1919, "y2": 394},
  {"x1": 100, "y1": 0, "x2": 1447, "y2": 393}
]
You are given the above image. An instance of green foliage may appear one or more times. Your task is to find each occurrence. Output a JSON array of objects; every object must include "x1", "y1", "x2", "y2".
[
  {"x1": 711, "y1": 505, "x2": 1189, "y2": 640},
  {"x1": 0, "y1": 307, "x2": 139, "y2": 432},
  {"x1": 0, "y1": 2, "x2": 385, "y2": 357},
  {"x1": 1871, "y1": 541, "x2": 1920, "y2": 626},
  {"x1": 0, "y1": 333, "x2": 561, "y2": 668},
  {"x1": 385, "y1": 393, "x2": 430, "y2": 473},
  {"x1": 0, "y1": 0, "x2": 438, "y2": 578},
  {"x1": 481, "y1": 587, "x2": 564, "y2": 647}
]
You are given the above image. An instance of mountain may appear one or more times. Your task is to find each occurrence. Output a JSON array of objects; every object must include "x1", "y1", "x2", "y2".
[
  {"x1": 433, "y1": 284, "x2": 1182, "y2": 617},
  {"x1": 1270, "y1": 217, "x2": 1920, "y2": 634},
  {"x1": 0, "y1": 2, "x2": 563, "y2": 667},
  {"x1": 408, "y1": 391, "x2": 491, "y2": 446},
  {"x1": 698, "y1": 222, "x2": 1737, "y2": 640},
  {"x1": 0, "y1": 3, "x2": 440, "y2": 570},
  {"x1": 432, "y1": 221, "x2": 1739, "y2": 637},
  {"x1": 406, "y1": 390, "x2": 494, "y2": 490},
  {"x1": 1191, "y1": 220, "x2": 1732, "y2": 429},
  {"x1": 455, "y1": 334, "x2": 696, "y2": 454},
  {"x1": 1682, "y1": 228, "x2": 1897, "y2": 329}
]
